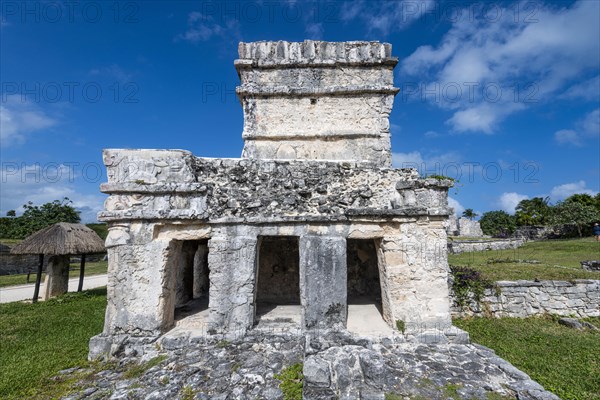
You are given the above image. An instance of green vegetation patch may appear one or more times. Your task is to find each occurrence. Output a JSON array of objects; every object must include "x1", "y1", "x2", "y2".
[
  {"x1": 122, "y1": 355, "x2": 168, "y2": 379},
  {"x1": 275, "y1": 363, "x2": 304, "y2": 400},
  {"x1": 454, "y1": 316, "x2": 600, "y2": 400},
  {"x1": 448, "y1": 237, "x2": 600, "y2": 281},
  {"x1": 0, "y1": 288, "x2": 107, "y2": 399}
]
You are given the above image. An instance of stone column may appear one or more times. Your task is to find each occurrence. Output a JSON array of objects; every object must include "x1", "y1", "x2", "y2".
[
  {"x1": 380, "y1": 220, "x2": 452, "y2": 333},
  {"x1": 207, "y1": 227, "x2": 258, "y2": 335},
  {"x1": 42, "y1": 255, "x2": 70, "y2": 300},
  {"x1": 300, "y1": 235, "x2": 347, "y2": 330}
]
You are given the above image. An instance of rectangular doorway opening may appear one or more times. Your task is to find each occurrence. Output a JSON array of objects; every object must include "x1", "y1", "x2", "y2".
[
  {"x1": 254, "y1": 236, "x2": 301, "y2": 328},
  {"x1": 173, "y1": 239, "x2": 210, "y2": 329},
  {"x1": 346, "y1": 239, "x2": 393, "y2": 336}
]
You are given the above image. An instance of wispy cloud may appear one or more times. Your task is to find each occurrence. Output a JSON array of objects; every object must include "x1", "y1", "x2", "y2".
[
  {"x1": 89, "y1": 64, "x2": 135, "y2": 83},
  {"x1": 550, "y1": 180, "x2": 595, "y2": 201},
  {"x1": 554, "y1": 108, "x2": 599, "y2": 146},
  {"x1": 340, "y1": 0, "x2": 434, "y2": 35},
  {"x1": 401, "y1": 1, "x2": 600, "y2": 134},
  {"x1": 176, "y1": 11, "x2": 241, "y2": 44},
  {"x1": 0, "y1": 96, "x2": 58, "y2": 147},
  {"x1": 554, "y1": 129, "x2": 581, "y2": 146},
  {"x1": 0, "y1": 163, "x2": 105, "y2": 223}
]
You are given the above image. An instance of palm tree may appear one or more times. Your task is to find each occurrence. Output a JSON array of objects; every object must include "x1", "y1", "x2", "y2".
[{"x1": 462, "y1": 209, "x2": 478, "y2": 220}]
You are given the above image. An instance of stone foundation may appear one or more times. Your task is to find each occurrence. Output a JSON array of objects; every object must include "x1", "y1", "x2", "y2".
[{"x1": 451, "y1": 279, "x2": 600, "y2": 318}]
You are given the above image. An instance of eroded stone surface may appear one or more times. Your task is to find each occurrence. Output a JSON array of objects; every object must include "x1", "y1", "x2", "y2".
[{"x1": 67, "y1": 331, "x2": 559, "y2": 400}]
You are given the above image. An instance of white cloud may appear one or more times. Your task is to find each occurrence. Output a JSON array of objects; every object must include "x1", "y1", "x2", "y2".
[
  {"x1": 392, "y1": 150, "x2": 461, "y2": 169},
  {"x1": 89, "y1": 64, "x2": 134, "y2": 82},
  {"x1": 549, "y1": 180, "x2": 596, "y2": 201},
  {"x1": 497, "y1": 192, "x2": 529, "y2": 213},
  {"x1": 177, "y1": 12, "x2": 241, "y2": 44},
  {"x1": 305, "y1": 22, "x2": 324, "y2": 39},
  {"x1": 340, "y1": 0, "x2": 435, "y2": 35},
  {"x1": 581, "y1": 108, "x2": 599, "y2": 137},
  {"x1": 560, "y1": 75, "x2": 600, "y2": 101},
  {"x1": 0, "y1": 164, "x2": 105, "y2": 223},
  {"x1": 424, "y1": 130, "x2": 439, "y2": 138},
  {"x1": 401, "y1": 1, "x2": 600, "y2": 133},
  {"x1": 0, "y1": 96, "x2": 58, "y2": 147},
  {"x1": 554, "y1": 129, "x2": 581, "y2": 146},
  {"x1": 448, "y1": 197, "x2": 465, "y2": 216}
]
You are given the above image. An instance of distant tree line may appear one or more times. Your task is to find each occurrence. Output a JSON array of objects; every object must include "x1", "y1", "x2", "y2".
[
  {"x1": 0, "y1": 198, "x2": 107, "y2": 240},
  {"x1": 479, "y1": 193, "x2": 600, "y2": 237}
]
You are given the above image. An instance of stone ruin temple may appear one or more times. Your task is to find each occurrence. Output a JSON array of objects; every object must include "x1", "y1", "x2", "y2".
[{"x1": 89, "y1": 41, "x2": 457, "y2": 358}]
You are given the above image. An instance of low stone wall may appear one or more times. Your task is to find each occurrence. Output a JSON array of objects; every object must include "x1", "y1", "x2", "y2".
[
  {"x1": 452, "y1": 280, "x2": 600, "y2": 318},
  {"x1": 0, "y1": 252, "x2": 44, "y2": 275},
  {"x1": 448, "y1": 238, "x2": 524, "y2": 254}
]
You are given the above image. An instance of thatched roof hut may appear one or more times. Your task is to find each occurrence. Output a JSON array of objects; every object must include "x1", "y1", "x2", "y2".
[
  {"x1": 11, "y1": 223, "x2": 106, "y2": 301},
  {"x1": 11, "y1": 223, "x2": 105, "y2": 255}
]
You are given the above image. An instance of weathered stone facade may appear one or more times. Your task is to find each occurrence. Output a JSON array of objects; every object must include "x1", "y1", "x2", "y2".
[
  {"x1": 90, "y1": 41, "x2": 455, "y2": 359},
  {"x1": 451, "y1": 279, "x2": 600, "y2": 318}
]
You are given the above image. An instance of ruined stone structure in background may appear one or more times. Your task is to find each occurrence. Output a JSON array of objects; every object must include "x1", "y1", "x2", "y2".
[
  {"x1": 445, "y1": 212, "x2": 484, "y2": 237},
  {"x1": 90, "y1": 41, "x2": 456, "y2": 359}
]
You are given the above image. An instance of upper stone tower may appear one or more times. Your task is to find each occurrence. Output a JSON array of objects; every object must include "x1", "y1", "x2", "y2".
[{"x1": 235, "y1": 41, "x2": 399, "y2": 166}]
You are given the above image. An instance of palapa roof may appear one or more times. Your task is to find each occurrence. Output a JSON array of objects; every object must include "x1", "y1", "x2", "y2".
[{"x1": 10, "y1": 223, "x2": 105, "y2": 255}]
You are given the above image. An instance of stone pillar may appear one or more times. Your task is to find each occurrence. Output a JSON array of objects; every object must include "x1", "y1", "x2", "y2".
[
  {"x1": 380, "y1": 220, "x2": 452, "y2": 333},
  {"x1": 207, "y1": 227, "x2": 258, "y2": 335},
  {"x1": 42, "y1": 255, "x2": 70, "y2": 300},
  {"x1": 300, "y1": 235, "x2": 347, "y2": 330}
]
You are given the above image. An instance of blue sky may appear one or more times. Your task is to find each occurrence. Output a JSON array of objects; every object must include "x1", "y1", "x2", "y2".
[{"x1": 1, "y1": 0, "x2": 598, "y2": 222}]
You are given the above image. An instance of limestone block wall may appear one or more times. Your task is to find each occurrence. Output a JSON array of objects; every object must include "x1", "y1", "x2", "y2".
[
  {"x1": 451, "y1": 280, "x2": 600, "y2": 318},
  {"x1": 99, "y1": 149, "x2": 452, "y2": 223},
  {"x1": 448, "y1": 238, "x2": 525, "y2": 254},
  {"x1": 457, "y1": 218, "x2": 483, "y2": 237},
  {"x1": 236, "y1": 41, "x2": 398, "y2": 165},
  {"x1": 0, "y1": 252, "x2": 44, "y2": 275}
]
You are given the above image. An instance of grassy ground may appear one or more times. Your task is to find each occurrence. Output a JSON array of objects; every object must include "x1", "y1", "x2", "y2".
[
  {"x1": 454, "y1": 316, "x2": 600, "y2": 400},
  {"x1": 0, "y1": 260, "x2": 108, "y2": 288},
  {"x1": 448, "y1": 237, "x2": 600, "y2": 281},
  {"x1": 0, "y1": 288, "x2": 106, "y2": 399}
]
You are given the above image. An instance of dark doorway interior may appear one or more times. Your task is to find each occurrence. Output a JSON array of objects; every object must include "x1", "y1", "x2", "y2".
[
  {"x1": 347, "y1": 239, "x2": 381, "y2": 303},
  {"x1": 174, "y1": 239, "x2": 209, "y2": 321},
  {"x1": 255, "y1": 236, "x2": 300, "y2": 325}
]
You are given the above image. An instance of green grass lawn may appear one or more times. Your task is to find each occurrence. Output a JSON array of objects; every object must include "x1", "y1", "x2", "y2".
[
  {"x1": 0, "y1": 260, "x2": 108, "y2": 288},
  {"x1": 448, "y1": 237, "x2": 600, "y2": 281},
  {"x1": 0, "y1": 288, "x2": 106, "y2": 399},
  {"x1": 454, "y1": 316, "x2": 600, "y2": 400}
]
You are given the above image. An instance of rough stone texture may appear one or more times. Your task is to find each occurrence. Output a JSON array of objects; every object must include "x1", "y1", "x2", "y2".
[
  {"x1": 236, "y1": 41, "x2": 398, "y2": 166},
  {"x1": 42, "y1": 255, "x2": 70, "y2": 300},
  {"x1": 302, "y1": 331, "x2": 559, "y2": 400},
  {"x1": 581, "y1": 260, "x2": 600, "y2": 271},
  {"x1": 451, "y1": 280, "x2": 600, "y2": 318},
  {"x1": 0, "y1": 253, "x2": 45, "y2": 275},
  {"x1": 0, "y1": 243, "x2": 48, "y2": 275},
  {"x1": 457, "y1": 217, "x2": 484, "y2": 237},
  {"x1": 66, "y1": 331, "x2": 558, "y2": 400},
  {"x1": 300, "y1": 236, "x2": 347, "y2": 330},
  {"x1": 445, "y1": 213, "x2": 459, "y2": 236},
  {"x1": 448, "y1": 238, "x2": 525, "y2": 254}
]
